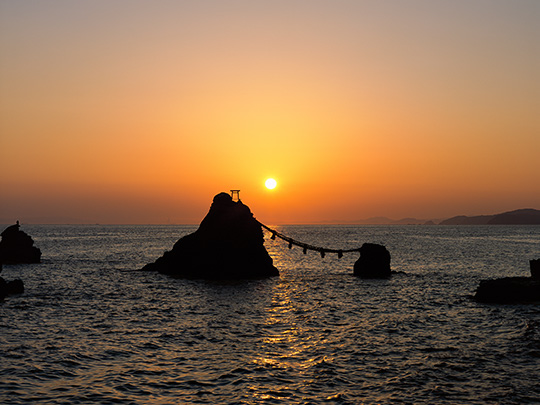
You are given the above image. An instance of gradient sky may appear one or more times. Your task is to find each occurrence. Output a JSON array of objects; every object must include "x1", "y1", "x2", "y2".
[{"x1": 1, "y1": 0, "x2": 539, "y2": 224}]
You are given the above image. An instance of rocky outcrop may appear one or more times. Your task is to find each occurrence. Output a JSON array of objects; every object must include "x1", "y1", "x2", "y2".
[
  {"x1": 531, "y1": 259, "x2": 540, "y2": 279},
  {"x1": 0, "y1": 265, "x2": 25, "y2": 301},
  {"x1": 353, "y1": 243, "x2": 391, "y2": 278},
  {"x1": 142, "y1": 192, "x2": 279, "y2": 279},
  {"x1": 474, "y1": 277, "x2": 540, "y2": 304},
  {"x1": 0, "y1": 222, "x2": 41, "y2": 264},
  {"x1": 474, "y1": 259, "x2": 540, "y2": 303}
]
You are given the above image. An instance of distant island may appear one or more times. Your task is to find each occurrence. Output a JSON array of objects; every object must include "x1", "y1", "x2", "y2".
[
  {"x1": 345, "y1": 208, "x2": 540, "y2": 225},
  {"x1": 439, "y1": 208, "x2": 540, "y2": 225},
  {"x1": 355, "y1": 217, "x2": 435, "y2": 225}
]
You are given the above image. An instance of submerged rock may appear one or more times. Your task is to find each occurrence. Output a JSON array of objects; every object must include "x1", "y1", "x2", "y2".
[
  {"x1": 353, "y1": 243, "x2": 391, "y2": 278},
  {"x1": 0, "y1": 277, "x2": 24, "y2": 301},
  {"x1": 142, "y1": 192, "x2": 279, "y2": 279},
  {"x1": 0, "y1": 222, "x2": 41, "y2": 264},
  {"x1": 474, "y1": 277, "x2": 540, "y2": 304}
]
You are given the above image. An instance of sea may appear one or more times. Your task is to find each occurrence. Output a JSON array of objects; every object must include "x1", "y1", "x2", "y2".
[{"x1": 1, "y1": 224, "x2": 539, "y2": 404}]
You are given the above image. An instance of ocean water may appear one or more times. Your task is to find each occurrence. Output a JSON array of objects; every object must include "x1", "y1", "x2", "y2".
[{"x1": 1, "y1": 224, "x2": 539, "y2": 404}]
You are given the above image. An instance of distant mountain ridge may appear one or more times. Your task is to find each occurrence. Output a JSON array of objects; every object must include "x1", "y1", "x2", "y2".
[
  {"x1": 439, "y1": 209, "x2": 540, "y2": 225},
  {"x1": 346, "y1": 208, "x2": 540, "y2": 225},
  {"x1": 343, "y1": 217, "x2": 438, "y2": 225},
  {"x1": 360, "y1": 217, "x2": 431, "y2": 225}
]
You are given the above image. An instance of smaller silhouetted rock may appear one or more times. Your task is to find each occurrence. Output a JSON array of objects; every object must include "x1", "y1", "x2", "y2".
[
  {"x1": 0, "y1": 222, "x2": 41, "y2": 264},
  {"x1": 353, "y1": 243, "x2": 391, "y2": 278},
  {"x1": 531, "y1": 259, "x2": 540, "y2": 279},
  {"x1": 474, "y1": 277, "x2": 540, "y2": 304}
]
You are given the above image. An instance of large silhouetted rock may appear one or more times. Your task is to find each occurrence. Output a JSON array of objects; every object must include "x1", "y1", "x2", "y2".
[
  {"x1": 353, "y1": 243, "x2": 391, "y2": 278},
  {"x1": 142, "y1": 193, "x2": 279, "y2": 279},
  {"x1": 0, "y1": 222, "x2": 41, "y2": 264}
]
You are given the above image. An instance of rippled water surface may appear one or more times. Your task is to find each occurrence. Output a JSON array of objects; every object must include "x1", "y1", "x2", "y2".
[{"x1": 1, "y1": 225, "x2": 539, "y2": 404}]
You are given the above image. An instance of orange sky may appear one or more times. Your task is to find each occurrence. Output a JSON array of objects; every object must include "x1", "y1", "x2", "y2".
[{"x1": 1, "y1": 1, "x2": 539, "y2": 224}]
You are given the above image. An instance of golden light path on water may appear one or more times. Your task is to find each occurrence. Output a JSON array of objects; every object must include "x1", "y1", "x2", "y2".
[{"x1": 249, "y1": 226, "x2": 367, "y2": 402}]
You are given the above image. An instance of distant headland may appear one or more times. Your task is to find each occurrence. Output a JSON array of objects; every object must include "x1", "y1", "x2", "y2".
[
  {"x1": 438, "y1": 208, "x2": 540, "y2": 225},
  {"x1": 349, "y1": 208, "x2": 540, "y2": 225}
]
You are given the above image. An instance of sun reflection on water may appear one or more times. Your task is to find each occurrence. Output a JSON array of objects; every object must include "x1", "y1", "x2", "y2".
[{"x1": 248, "y1": 270, "x2": 334, "y2": 401}]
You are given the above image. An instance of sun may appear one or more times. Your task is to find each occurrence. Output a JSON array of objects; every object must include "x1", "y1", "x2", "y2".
[{"x1": 265, "y1": 178, "x2": 277, "y2": 189}]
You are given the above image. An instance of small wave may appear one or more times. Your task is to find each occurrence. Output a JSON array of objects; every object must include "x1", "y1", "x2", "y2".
[
  {"x1": 185, "y1": 379, "x2": 215, "y2": 387},
  {"x1": 420, "y1": 346, "x2": 459, "y2": 353}
]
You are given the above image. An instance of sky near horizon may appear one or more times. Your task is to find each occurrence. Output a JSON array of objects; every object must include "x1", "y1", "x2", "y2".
[{"x1": 1, "y1": 0, "x2": 539, "y2": 224}]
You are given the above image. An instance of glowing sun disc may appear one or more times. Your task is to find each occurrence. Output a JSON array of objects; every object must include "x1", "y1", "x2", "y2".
[{"x1": 265, "y1": 178, "x2": 277, "y2": 189}]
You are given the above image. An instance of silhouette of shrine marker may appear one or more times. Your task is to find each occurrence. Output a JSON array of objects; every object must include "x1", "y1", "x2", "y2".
[{"x1": 230, "y1": 190, "x2": 241, "y2": 202}]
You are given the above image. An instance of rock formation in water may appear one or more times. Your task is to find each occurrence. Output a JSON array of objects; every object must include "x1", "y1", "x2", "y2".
[
  {"x1": 529, "y1": 259, "x2": 537, "y2": 279},
  {"x1": 474, "y1": 259, "x2": 540, "y2": 303},
  {"x1": 353, "y1": 243, "x2": 391, "y2": 278},
  {"x1": 142, "y1": 192, "x2": 279, "y2": 279},
  {"x1": 0, "y1": 275, "x2": 7, "y2": 301},
  {"x1": 0, "y1": 277, "x2": 24, "y2": 301},
  {"x1": 0, "y1": 262, "x2": 25, "y2": 301},
  {"x1": 0, "y1": 222, "x2": 41, "y2": 264},
  {"x1": 474, "y1": 277, "x2": 540, "y2": 304}
]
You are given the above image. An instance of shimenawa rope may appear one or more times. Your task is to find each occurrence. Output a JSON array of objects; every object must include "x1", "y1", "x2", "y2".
[{"x1": 256, "y1": 220, "x2": 361, "y2": 259}]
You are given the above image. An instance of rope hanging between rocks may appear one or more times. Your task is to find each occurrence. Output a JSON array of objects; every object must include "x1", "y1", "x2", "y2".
[{"x1": 256, "y1": 221, "x2": 361, "y2": 259}]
